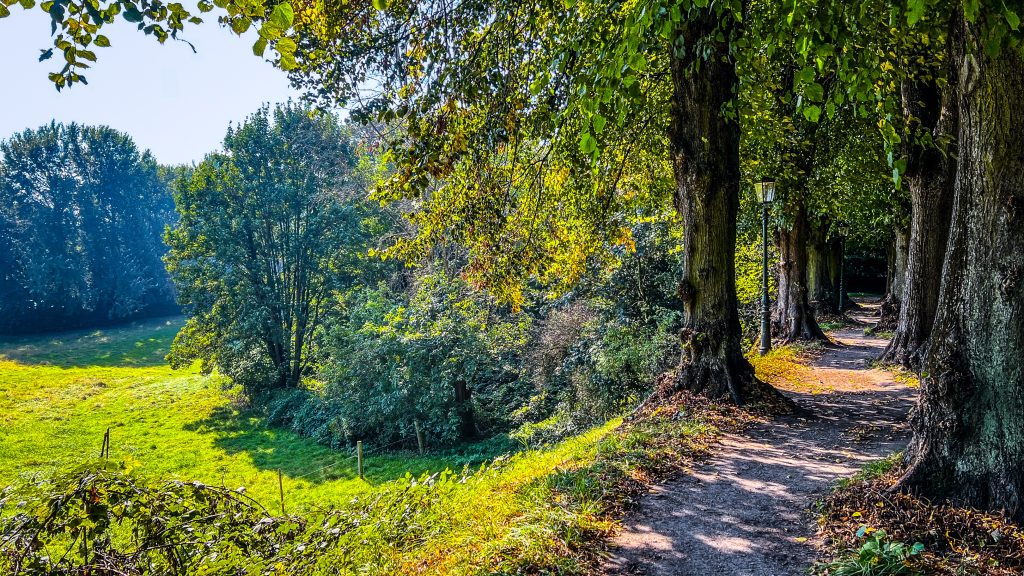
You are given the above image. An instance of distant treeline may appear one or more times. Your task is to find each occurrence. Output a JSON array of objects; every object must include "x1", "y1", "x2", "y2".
[{"x1": 0, "y1": 123, "x2": 178, "y2": 335}]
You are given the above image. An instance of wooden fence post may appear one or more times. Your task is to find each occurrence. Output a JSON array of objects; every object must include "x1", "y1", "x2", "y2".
[
  {"x1": 414, "y1": 420, "x2": 425, "y2": 455},
  {"x1": 357, "y1": 441, "x2": 363, "y2": 479},
  {"x1": 99, "y1": 428, "x2": 110, "y2": 459},
  {"x1": 278, "y1": 469, "x2": 285, "y2": 515}
]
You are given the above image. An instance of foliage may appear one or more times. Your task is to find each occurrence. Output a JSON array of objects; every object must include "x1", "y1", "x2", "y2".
[
  {"x1": 0, "y1": 461, "x2": 300, "y2": 575},
  {"x1": 276, "y1": 271, "x2": 532, "y2": 447},
  {"x1": 0, "y1": 123, "x2": 176, "y2": 334},
  {"x1": 817, "y1": 528, "x2": 925, "y2": 576},
  {"x1": 165, "y1": 103, "x2": 368, "y2": 393}
]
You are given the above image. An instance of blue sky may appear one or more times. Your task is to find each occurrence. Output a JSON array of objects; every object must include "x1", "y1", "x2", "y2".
[{"x1": 0, "y1": 9, "x2": 301, "y2": 165}]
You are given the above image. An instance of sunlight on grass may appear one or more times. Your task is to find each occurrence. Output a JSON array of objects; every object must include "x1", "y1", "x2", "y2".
[
  {"x1": 0, "y1": 319, "x2": 472, "y2": 511},
  {"x1": 748, "y1": 343, "x2": 830, "y2": 394}
]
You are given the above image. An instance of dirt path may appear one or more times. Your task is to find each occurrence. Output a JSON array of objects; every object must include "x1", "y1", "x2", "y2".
[{"x1": 603, "y1": 303, "x2": 915, "y2": 576}]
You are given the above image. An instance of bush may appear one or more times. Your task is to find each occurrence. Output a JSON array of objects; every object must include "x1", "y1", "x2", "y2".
[{"x1": 281, "y1": 273, "x2": 532, "y2": 448}]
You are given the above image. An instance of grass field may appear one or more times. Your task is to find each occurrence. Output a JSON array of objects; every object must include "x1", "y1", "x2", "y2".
[
  {"x1": 1, "y1": 317, "x2": 729, "y2": 574},
  {"x1": 0, "y1": 317, "x2": 461, "y2": 511}
]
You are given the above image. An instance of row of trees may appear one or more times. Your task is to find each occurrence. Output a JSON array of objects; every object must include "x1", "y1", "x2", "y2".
[
  {"x1": 7, "y1": 0, "x2": 1022, "y2": 523},
  {"x1": 0, "y1": 124, "x2": 177, "y2": 334}
]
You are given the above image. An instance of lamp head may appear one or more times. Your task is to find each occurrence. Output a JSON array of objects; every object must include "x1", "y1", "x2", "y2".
[{"x1": 755, "y1": 180, "x2": 776, "y2": 203}]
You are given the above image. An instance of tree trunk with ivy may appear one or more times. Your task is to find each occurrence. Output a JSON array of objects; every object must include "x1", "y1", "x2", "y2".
[
  {"x1": 669, "y1": 16, "x2": 779, "y2": 406},
  {"x1": 896, "y1": 18, "x2": 1024, "y2": 521},
  {"x1": 774, "y1": 198, "x2": 829, "y2": 342},
  {"x1": 881, "y1": 79, "x2": 957, "y2": 367}
]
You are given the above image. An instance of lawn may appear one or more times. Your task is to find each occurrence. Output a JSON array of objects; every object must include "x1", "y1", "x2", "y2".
[{"x1": 0, "y1": 317, "x2": 459, "y2": 512}]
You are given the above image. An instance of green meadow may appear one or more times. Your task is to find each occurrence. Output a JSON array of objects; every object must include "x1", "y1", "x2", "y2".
[{"x1": 0, "y1": 317, "x2": 457, "y2": 511}]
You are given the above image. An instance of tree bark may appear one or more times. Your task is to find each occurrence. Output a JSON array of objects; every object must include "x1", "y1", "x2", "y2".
[
  {"x1": 669, "y1": 15, "x2": 779, "y2": 405},
  {"x1": 454, "y1": 380, "x2": 476, "y2": 440},
  {"x1": 881, "y1": 78, "x2": 957, "y2": 367},
  {"x1": 807, "y1": 218, "x2": 839, "y2": 315},
  {"x1": 896, "y1": 17, "x2": 1024, "y2": 522},
  {"x1": 774, "y1": 199, "x2": 829, "y2": 342},
  {"x1": 878, "y1": 225, "x2": 909, "y2": 331}
]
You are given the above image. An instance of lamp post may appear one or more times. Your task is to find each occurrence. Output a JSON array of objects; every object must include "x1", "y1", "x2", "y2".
[
  {"x1": 755, "y1": 180, "x2": 776, "y2": 355},
  {"x1": 837, "y1": 222, "x2": 849, "y2": 312}
]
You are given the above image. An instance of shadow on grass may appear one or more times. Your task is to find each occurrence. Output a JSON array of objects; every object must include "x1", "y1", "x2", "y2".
[
  {"x1": 184, "y1": 406, "x2": 459, "y2": 486},
  {"x1": 0, "y1": 316, "x2": 183, "y2": 368}
]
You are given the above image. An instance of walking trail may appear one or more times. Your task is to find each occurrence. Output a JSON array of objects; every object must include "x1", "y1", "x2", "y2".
[{"x1": 603, "y1": 302, "x2": 915, "y2": 576}]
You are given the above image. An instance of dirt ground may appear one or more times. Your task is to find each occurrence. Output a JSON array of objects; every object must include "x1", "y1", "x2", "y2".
[{"x1": 602, "y1": 303, "x2": 915, "y2": 576}]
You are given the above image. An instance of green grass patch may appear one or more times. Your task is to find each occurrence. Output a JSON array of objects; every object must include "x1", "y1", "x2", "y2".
[
  {"x1": 834, "y1": 453, "x2": 901, "y2": 490},
  {"x1": 0, "y1": 319, "x2": 470, "y2": 512},
  {"x1": 1, "y1": 393, "x2": 725, "y2": 574}
]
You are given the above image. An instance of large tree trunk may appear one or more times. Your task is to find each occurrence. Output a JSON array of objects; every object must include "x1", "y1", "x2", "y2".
[
  {"x1": 878, "y1": 225, "x2": 909, "y2": 331},
  {"x1": 774, "y1": 199, "x2": 829, "y2": 342},
  {"x1": 881, "y1": 79, "x2": 957, "y2": 367},
  {"x1": 669, "y1": 16, "x2": 778, "y2": 406},
  {"x1": 896, "y1": 17, "x2": 1024, "y2": 521},
  {"x1": 807, "y1": 218, "x2": 839, "y2": 315}
]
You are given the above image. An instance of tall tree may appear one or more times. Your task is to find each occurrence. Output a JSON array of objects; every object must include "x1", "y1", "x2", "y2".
[
  {"x1": 881, "y1": 68, "x2": 958, "y2": 366},
  {"x1": 0, "y1": 123, "x2": 175, "y2": 333},
  {"x1": 165, "y1": 104, "x2": 366, "y2": 393},
  {"x1": 895, "y1": 6, "x2": 1024, "y2": 521}
]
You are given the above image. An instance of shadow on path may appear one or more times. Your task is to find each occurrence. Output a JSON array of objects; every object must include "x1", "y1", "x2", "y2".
[{"x1": 603, "y1": 301, "x2": 914, "y2": 576}]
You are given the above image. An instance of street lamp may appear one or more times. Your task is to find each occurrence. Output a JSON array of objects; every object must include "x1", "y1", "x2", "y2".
[
  {"x1": 837, "y1": 221, "x2": 849, "y2": 313},
  {"x1": 755, "y1": 180, "x2": 776, "y2": 355}
]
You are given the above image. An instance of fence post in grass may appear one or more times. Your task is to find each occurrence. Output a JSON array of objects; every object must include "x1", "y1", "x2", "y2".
[
  {"x1": 357, "y1": 441, "x2": 364, "y2": 479},
  {"x1": 99, "y1": 428, "x2": 110, "y2": 460},
  {"x1": 414, "y1": 420, "x2": 425, "y2": 455},
  {"x1": 278, "y1": 469, "x2": 285, "y2": 515}
]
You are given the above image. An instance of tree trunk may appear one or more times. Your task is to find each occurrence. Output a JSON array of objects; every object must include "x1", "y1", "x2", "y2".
[
  {"x1": 773, "y1": 199, "x2": 829, "y2": 342},
  {"x1": 878, "y1": 225, "x2": 909, "y2": 331},
  {"x1": 453, "y1": 380, "x2": 476, "y2": 440},
  {"x1": 881, "y1": 78, "x2": 957, "y2": 367},
  {"x1": 669, "y1": 15, "x2": 779, "y2": 405},
  {"x1": 807, "y1": 218, "x2": 838, "y2": 315},
  {"x1": 896, "y1": 17, "x2": 1024, "y2": 521}
]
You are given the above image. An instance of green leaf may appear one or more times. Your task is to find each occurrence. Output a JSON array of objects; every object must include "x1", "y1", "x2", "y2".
[
  {"x1": 579, "y1": 131, "x2": 596, "y2": 154},
  {"x1": 964, "y1": 0, "x2": 980, "y2": 21},
  {"x1": 0, "y1": 5, "x2": 10, "y2": 18},
  {"x1": 94, "y1": 35, "x2": 110, "y2": 47},
  {"x1": 802, "y1": 105, "x2": 821, "y2": 123},
  {"x1": 269, "y1": 3, "x2": 293, "y2": 29},
  {"x1": 19, "y1": 0, "x2": 36, "y2": 9},
  {"x1": 805, "y1": 82, "x2": 824, "y2": 102},
  {"x1": 276, "y1": 37, "x2": 296, "y2": 56},
  {"x1": 1007, "y1": 10, "x2": 1020, "y2": 31},
  {"x1": 253, "y1": 37, "x2": 268, "y2": 57},
  {"x1": 372, "y1": 0, "x2": 387, "y2": 10},
  {"x1": 906, "y1": 0, "x2": 925, "y2": 25},
  {"x1": 122, "y1": 6, "x2": 143, "y2": 23},
  {"x1": 797, "y1": 66, "x2": 815, "y2": 85},
  {"x1": 529, "y1": 76, "x2": 544, "y2": 95},
  {"x1": 592, "y1": 114, "x2": 607, "y2": 134},
  {"x1": 230, "y1": 17, "x2": 251, "y2": 35}
]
